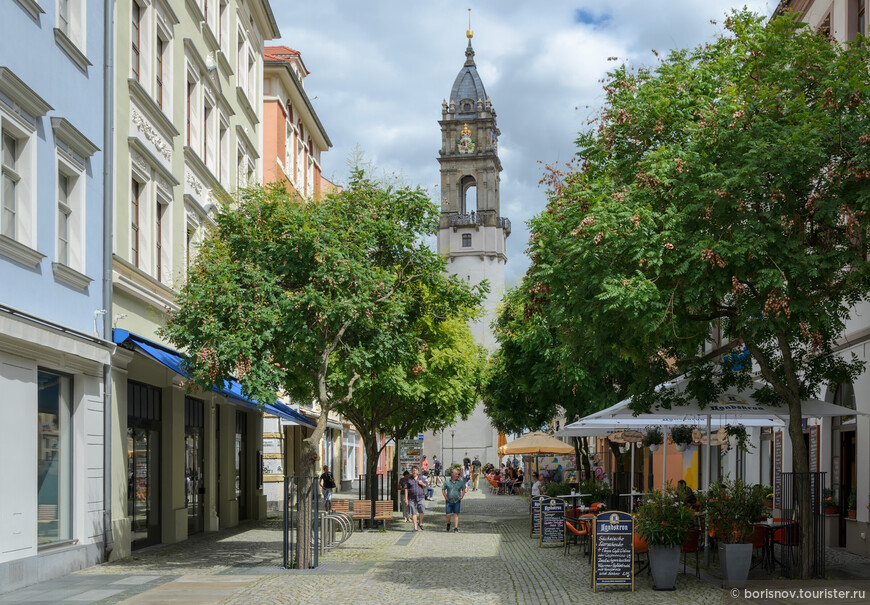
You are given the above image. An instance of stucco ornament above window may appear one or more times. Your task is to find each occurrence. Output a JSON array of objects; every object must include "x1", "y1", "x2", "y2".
[{"x1": 457, "y1": 123, "x2": 475, "y2": 154}]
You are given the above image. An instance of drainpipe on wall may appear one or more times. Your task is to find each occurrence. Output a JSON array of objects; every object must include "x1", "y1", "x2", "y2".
[{"x1": 101, "y1": 0, "x2": 115, "y2": 562}]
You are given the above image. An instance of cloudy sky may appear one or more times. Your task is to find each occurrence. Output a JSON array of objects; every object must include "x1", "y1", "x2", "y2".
[{"x1": 271, "y1": 1, "x2": 773, "y2": 286}]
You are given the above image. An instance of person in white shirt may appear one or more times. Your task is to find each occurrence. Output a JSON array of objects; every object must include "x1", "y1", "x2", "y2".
[{"x1": 531, "y1": 472, "x2": 543, "y2": 497}]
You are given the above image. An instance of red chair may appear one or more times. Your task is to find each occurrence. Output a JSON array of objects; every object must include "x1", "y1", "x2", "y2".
[
  {"x1": 565, "y1": 521, "x2": 588, "y2": 556},
  {"x1": 634, "y1": 532, "x2": 650, "y2": 576},
  {"x1": 681, "y1": 528, "x2": 700, "y2": 578},
  {"x1": 749, "y1": 525, "x2": 767, "y2": 570},
  {"x1": 775, "y1": 521, "x2": 800, "y2": 566}
]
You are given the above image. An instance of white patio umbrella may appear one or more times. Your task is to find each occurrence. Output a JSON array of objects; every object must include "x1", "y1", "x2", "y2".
[{"x1": 556, "y1": 414, "x2": 785, "y2": 491}]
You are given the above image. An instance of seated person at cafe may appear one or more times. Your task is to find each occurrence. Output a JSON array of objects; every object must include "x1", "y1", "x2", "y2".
[{"x1": 677, "y1": 479, "x2": 697, "y2": 508}]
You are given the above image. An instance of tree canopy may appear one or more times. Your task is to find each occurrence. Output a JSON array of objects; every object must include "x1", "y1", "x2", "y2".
[
  {"x1": 161, "y1": 170, "x2": 484, "y2": 566},
  {"x1": 508, "y1": 10, "x2": 870, "y2": 577}
]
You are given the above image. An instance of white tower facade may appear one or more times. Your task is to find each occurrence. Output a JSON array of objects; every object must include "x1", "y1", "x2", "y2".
[{"x1": 425, "y1": 31, "x2": 510, "y2": 468}]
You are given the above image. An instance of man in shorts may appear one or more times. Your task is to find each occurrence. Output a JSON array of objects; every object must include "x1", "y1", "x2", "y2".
[
  {"x1": 404, "y1": 466, "x2": 427, "y2": 531},
  {"x1": 432, "y1": 455, "x2": 443, "y2": 486},
  {"x1": 442, "y1": 466, "x2": 468, "y2": 532}
]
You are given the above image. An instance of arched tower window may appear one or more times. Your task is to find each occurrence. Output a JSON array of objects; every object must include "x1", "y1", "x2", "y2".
[{"x1": 461, "y1": 175, "x2": 477, "y2": 214}]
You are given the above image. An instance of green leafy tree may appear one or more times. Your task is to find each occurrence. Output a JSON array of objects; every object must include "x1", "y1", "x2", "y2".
[
  {"x1": 527, "y1": 10, "x2": 870, "y2": 577},
  {"x1": 339, "y1": 315, "x2": 486, "y2": 507},
  {"x1": 161, "y1": 171, "x2": 483, "y2": 568}
]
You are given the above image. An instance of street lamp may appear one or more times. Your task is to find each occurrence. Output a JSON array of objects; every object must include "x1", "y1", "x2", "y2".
[{"x1": 451, "y1": 430, "x2": 456, "y2": 466}]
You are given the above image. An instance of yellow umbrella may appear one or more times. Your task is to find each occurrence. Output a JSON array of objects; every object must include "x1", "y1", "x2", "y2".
[
  {"x1": 500, "y1": 431, "x2": 574, "y2": 455},
  {"x1": 497, "y1": 432, "x2": 508, "y2": 458}
]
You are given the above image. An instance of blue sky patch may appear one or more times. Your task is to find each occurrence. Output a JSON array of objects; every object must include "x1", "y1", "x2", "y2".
[{"x1": 574, "y1": 8, "x2": 611, "y2": 27}]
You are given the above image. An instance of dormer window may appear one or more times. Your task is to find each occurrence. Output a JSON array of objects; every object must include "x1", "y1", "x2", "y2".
[{"x1": 461, "y1": 100, "x2": 473, "y2": 113}]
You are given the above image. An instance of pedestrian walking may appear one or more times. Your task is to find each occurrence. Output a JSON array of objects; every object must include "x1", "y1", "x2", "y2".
[
  {"x1": 404, "y1": 466, "x2": 427, "y2": 531},
  {"x1": 471, "y1": 455, "x2": 482, "y2": 491},
  {"x1": 399, "y1": 470, "x2": 411, "y2": 522},
  {"x1": 432, "y1": 455, "x2": 443, "y2": 486},
  {"x1": 422, "y1": 471, "x2": 434, "y2": 500},
  {"x1": 421, "y1": 455, "x2": 429, "y2": 474},
  {"x1": 442, "y1": 466, "x2": 468, "y2": 532},
  {"x1": 319, "y1": 465, "x2": 336, "y2": 511}
]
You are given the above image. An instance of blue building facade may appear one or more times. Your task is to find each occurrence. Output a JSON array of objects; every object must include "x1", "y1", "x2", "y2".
[{"x1": 0, "y1": 0, "x2": 113, "y2": 591}]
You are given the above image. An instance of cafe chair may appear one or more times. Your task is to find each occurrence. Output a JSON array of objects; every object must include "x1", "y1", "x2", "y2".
[
  {"x1": 633, "y1": 532, "x2": 650, "y2": 576},
  {"x1": 749, "y1": 525, "x2": 767, "y2": 570},
  {"x1": 565, "y1": 520, "x2": 588, "y2": 556},
  {"x1": 775, "y1": 521, "x2": 800, "y2": 567},
  {"x1": 680, "y1": 528, "x2": 700, "y2": 578}
]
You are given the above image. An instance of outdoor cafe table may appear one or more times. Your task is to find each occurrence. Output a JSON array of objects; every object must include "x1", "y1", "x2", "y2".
[
  {"x1": 557, "y1": 493, "x2": 591, "y2": 520},
  {"x1": 620, "y1": 492, "x2": 648, "y2": 512},
  {"x1": 752, "y1": 519, "x2": 793, "y2": 573}
]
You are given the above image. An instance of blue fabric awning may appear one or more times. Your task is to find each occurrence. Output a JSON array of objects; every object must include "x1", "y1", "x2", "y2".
[{"x1": 113, "y1": 329, "x2": 315, "y2": 427}]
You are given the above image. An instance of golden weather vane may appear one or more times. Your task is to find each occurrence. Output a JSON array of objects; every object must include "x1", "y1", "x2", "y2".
[{"x1": 467, "y1": 8, "x2": 473, "y2": 39}]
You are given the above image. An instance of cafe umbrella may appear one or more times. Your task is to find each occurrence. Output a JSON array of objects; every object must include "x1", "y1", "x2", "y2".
[{"x1": 500, "y1": 431, "x2": 574, "y2": 484}]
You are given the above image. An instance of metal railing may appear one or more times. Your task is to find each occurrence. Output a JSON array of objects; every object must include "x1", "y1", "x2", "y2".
[
  {"x1": 283, "y1": 475, "x2": 320, "y2": 569},
  {"x1": 357, "y1": 471, "x2": 394, "y2": 501},
  {"x1": 779, "y1": 471, "x2": 826, "y2": 578}
]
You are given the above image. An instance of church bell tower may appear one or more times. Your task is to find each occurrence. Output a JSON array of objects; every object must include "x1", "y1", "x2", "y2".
[
  {"x1": 428, "y1": 23, "x2": 509, "y2": 467},
  {"x1": 437, "y1": 26, "x2": 510, "y2": 350}
]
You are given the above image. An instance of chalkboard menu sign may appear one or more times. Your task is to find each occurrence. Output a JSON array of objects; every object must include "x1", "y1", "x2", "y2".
[
  {"x1": 774, "y1": 431, "x2": 783, "y2": 509},
  {"x1": 530, "y1": 496, "x2": 545, "y2": 538},
  {"x1": 809, "y1": 425, "x2": 819, "y2": 474},
  {"x1": 592, "y1": 511, "x2": 634, "y2": 592},
  {"x1": 540, "y1": 498, "x2": 567, "y2": 548}
]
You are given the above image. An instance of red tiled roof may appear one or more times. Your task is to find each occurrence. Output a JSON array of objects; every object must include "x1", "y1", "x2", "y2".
[{"x1": 265, "y1": 45, "x2": 310, "y2": 74}]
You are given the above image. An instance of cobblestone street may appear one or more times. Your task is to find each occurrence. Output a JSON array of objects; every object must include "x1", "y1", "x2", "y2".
[{"x1": 2, "y1": 488, "x2": 869, "y2": 604}]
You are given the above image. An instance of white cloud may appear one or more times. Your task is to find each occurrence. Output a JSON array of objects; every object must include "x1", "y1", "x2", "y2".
[{"x1": 271, "y1": 0, "x2": 776, "y2": 285}]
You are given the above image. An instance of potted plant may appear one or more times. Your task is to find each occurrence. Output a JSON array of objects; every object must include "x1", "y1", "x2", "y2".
[
  {"x1": 670, "y1": 425, "x2": 694, "y2": 452},
  {"x1": 643, "y1": 426, "x2": 664, "y2": 452},
  {"x1": 823, "y1": 488, "x2": 838, "y2": 514},
  {"x1": 848, "y1": 492, "x2": 857, "y2": 519},
  {"x1": 723, "y1": 424, "x2": 753, "y2": 453},
  {"x1": 761, "y1": 485, "x2": 773, "y2": 509},
  {"x1": 701, "y1": 478, "x2": 765, "y2": 588},
  {"x1": 634, "y1": 484, "x2": 695, "y2": 590},
  {"x1": 578, "y1": 478, "x2": 611, "y2": 507}
]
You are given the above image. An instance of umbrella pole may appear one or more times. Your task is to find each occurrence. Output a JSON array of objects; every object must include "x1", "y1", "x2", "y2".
[
  {"x1": 704, "y1": 414, "x2": 712, "y2": 567},
  {"x1": 662, "y1": 426, "x2": 668, "y2": 491}
]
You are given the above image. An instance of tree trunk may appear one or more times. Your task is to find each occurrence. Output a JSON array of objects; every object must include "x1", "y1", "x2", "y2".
[
  {"x1": 391, "y1": 445, "x2": 400, "y2": 511},
  {"x1": 295, "y1": 410, "x2": 328, "y2": 569},
  {"x1": 364, "y1": 437, "x2": 380, "y2": 524},
  {"x1": 787, "y1": 396, "x2": 814, "y2": 579}
]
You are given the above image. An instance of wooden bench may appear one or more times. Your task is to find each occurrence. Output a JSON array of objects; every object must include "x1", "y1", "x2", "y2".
[
  {"x1": 330, "y1": 499, "x2": 350, "y2": 514},
  {"x1": 351, "y1": 499, "x2": 371, "y2": 529},
  {"x1": 373, "y1": 500, "x2": 394, "y2": 529}
]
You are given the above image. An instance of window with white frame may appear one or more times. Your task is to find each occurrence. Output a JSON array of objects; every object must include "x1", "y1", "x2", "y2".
[
  {"x1": 155, "y1": 199, "x2": 167, "y2": 283},
  {"x1": 218, "y1": 115, "x2": 229, "y2": 187},
  {"x1": 37, "y1": 369, "x2": 73, "y2": 546},
  {"x1": 1, "y1": 123, "x2": 34, "y2": 248},
  {"x1": 156, "y1": 37, "x2": 166, "y2": 110},
  {"x1": 185, "y1": 69, "x2": 199, "y2": 149},
  {"x1": 51, "y1": 117, "x2": 96, "y2": 277},
  {"x1": 131, "y1": 178, "x2": 141, "y2": 267},
  {"x1": 131, "y1": 1, "x2": 142, "y2": 81},
  {"x1": 55, "y1": 163, "x2": 83, "y2": 270},
  {"x1": 246, "y1": 50, "x2": 256, "y2": 102},
  {"x1": 0, "y1": 68, "x2": 50, "y2": 261},
  {"x1": 219, "y1": 0, "x2": 229, "y2": 52},
  {"x1": 56, "y1": 0, "x2": 85, "y2": 53},
  {"x1": 295, "y1": 123, "x2": 304, "y2": 188},
  {"x1": 2, "y1": 131, "x2": 20, "y2": 240},
  {"x1": 203, "y1": 93, "x2": 215, "y2": 170},
  {"x1": 236, "y1": 28, "x2": 246, "y2": 91},
  {"x1": 342, "y1": 430, "x2": 358, "y2": 481}
]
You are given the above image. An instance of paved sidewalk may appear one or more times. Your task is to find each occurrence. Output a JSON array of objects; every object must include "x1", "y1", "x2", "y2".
[{"x1": 2, "y1": 487, "x2": 868, "y2": 604}]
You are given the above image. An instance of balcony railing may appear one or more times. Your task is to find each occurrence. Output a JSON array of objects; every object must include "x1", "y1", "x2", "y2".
[{"x1": 447, "y1": 214, "x2": 511, "y2": 234}]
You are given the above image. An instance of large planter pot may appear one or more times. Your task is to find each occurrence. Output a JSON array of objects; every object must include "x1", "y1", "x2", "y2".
[
  {"x1": 648, "y1": 443, "x2": 660, "y2": 452},
  {"x1": 719, "y1": 543, "x2": 753, "y2": 588},
  {"x1": 674, "y1": 442, "x2": 689, "y2": 452},
  {"x1": 848, "y1": 510, "x2": 857, "y2": 519},
  {"x1": 648, "y1": 545, "x2": 681, "y2": 591},
  {"x1": 825, "y1": 505, "x2": 837, "y2": 515}
]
